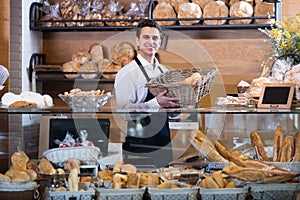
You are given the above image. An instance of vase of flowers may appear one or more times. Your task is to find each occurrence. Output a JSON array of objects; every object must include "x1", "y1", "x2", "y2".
[{"x1": 259, "y1": 14, "x2": 300, "y2": 77}]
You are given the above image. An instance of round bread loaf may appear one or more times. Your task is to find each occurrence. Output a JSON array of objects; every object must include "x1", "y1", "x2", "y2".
[
  {"x1": 153, "y1": 2, "x2": 177, "y2": 26},
  {"x1": 170, "y1": 0, "x2": 190, "y2": 13},
  {"x1": 111, "y1": 41, "x2": 136, "y2": 61},
  {"x1": 192, "y1": 0, "x2": 214, "y2": 11},
  {"x1": 62, "y1": 61, "x2": 80, "y2": 79},
  {"x1": 229, "y1": 1, "x2": 253, "y2": 24},
  {"x1": 253, "y1": 1, "x2": 274, "y2": 24},
  {"x1": 89, "y1": 43, "x2": 104, "y2": 63},
  {"x1": 72, "y1": 50, "x2": 91, "y2": 65},
  {"x1": 98, "y1": 58, "x2": 111, "y2": 72},
  {"x1": 79, "y1": 62, "x2": 98, "y2": 79},
  {"x1": 178, "y1": 2, "x2": 202, "y2": 25},
  {"x1": 203, "y1": 1, "x2": 228, "y2": 25}
]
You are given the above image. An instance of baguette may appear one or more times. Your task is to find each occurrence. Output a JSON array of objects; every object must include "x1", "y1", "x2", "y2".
[
  {"x1": 273, "y1": 126, "x2": 283, "y2": 162},
  {"x1": 280, "y1": 136, "x2": 294, "y2": 162},
  {"x1": 250, "y1": 131, "x2": 268, "y2": 161},
  {"x1": 276, "y1": 133, "x2": 285, "y2": 161},
  {"x1": 294, "y1": 132, "x2": 300, "y2": 162}
]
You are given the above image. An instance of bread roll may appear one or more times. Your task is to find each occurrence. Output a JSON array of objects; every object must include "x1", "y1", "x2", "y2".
[
  {"x1": 139, "y1": 172, "x2": 160, "y2": 186},
  {"x1": 205, "y1": 176, "x2": 219, "y2": 189},
  {"x1": 112, "y1": 173, "x2": 128, "y2": 189},
  {"x1": 89, "y1": 43, "x2": 104, "y2": 63},
  {"x1": 294, "y1": 132, "x2": 300, "y2": 162},
  {"x1": 250, "y1": 131, "x2": 268, "y2": 161},
  {"x1": 98, "y1": 170, "x2": 113, "y2": 182},
  {"x1": 212, "y1": 171, "x2": 224, "y2": 188},
  {"x1": 225, "y1": 180, "x2": 236, "y2": 188},
  {"x1": 178, "y1": 3, "x2": 202, "y2": 25},
  {"x1": 79, "y1": 62, "x2": 98, "y2": 79},
  {"x1": 121, "y1": 164, "x2": 137, "y2": 174},
  {"x1": 203, "y1": 1, "x2": 228, "y2": 25},
  {"x1": 97, "y1": 58, "x2": 111, "y2": 72},
  {"x1": 11, "y1": 171, "x2": 31, "y2": 183},
  {"x1": 38, "y1": 158, "x2": 56, "y2": 174},
  {"x1": 0, "y1": 173, "x2": 11, "y2": 182},
  {"x1": 153, "y1": 2, "x2": 177, "y2": 26},
  {"x1": 62, "y1": 61, "x2": 80, "y2": 79},
  {"x1": 72, "y1": 50, "x2": 91, "y2": 64},
  {"x1": 25, "y1": 169, "x2": 37, "y2": 181},
  {"x1": 5, "y1": 166, "x2": 16, "y2": 178},
  {"x1": 229, "y1": 1, "x2": 253, "y2": 24},
  {"x1": 64, "y1": 158, "x2": 80, "y2": 174},
  {"x1": 9, "y1": 101, "x2": 37, "y2": 109},
  {"x1": 156, "y1": 180, "x2": 172, "y2": 189},
  {"x1": 272, "y1": 125, "x2": 283, "y2": 162},
  {"x1": 111, "y1": 41, "x2": 136, "y2": 61},
  {"x1": 11, "y1": 151, "x2": 29, "y2": 172},
  {"x1": 126, "y1": 173, "x2": 140, "y2": 188}
]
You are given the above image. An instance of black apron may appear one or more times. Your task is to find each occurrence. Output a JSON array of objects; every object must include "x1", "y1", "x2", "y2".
[{"x1": 122, "y1": 57, "x2": 173, "y2": 167}]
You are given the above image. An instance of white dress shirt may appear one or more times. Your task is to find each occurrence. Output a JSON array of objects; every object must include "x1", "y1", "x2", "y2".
[{"x1": 114, "y1": 54, "x2": 168, "y2": 110}]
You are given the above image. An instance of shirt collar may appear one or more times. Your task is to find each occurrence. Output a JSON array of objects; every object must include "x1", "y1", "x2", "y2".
[{"x1": 137, "y1": 54, "x2": 160, "y2": 69}]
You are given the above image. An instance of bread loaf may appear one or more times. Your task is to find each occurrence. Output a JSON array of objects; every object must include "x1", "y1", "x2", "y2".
[
  {"x1": 72, "y1": 50, "x2": 91, "y2": 64},
  {"x1": 250, "y1": 131, "x2": 268, "y2": 161},
  {"x1": 89, "y1": 43, "x2": 104, "y2": 63},
  {"x1": 79, "y1": 62, "x2": 98, "y2": 79},
  {"x1": 177, "y1": 3, "x2": 202, "y2": 25},
  {"x1": 153, "y1": 2, "x2": 177, "y2": 26},
  {"x1": 294, "y1": 132, "x2": 300, "y2": 162},
  {"x1": 170, "y1": 0, "x2": 189, "y2": 13},
  {"x1": 9, "y1": 101, "x2": 37, "y2": 109},
  {"x1": 229, "y1": 1, "x2": 253, "y2": 24},
  {"x1": 253, "y1": 1, "x2": 274, "y2": 24},
  {"x1": 272, "y1": 125, "x2": 283, "y2": 162},
  {"x1": 68, "y1": 168, "x2": 79, "y2": 191},
  {"x1": 62, "y1": 61, "x2": 80, "y2": 79},
  {"x1": 192, "y1": 0, "x2": 214, "y2": 11},
  {"x1": 0, "y1": 173, "x2": 11, "y2": 182},
  {"x1": 203, "y1": 1, "x2": 228, "y2": 25},
  {"x1": 11, "y1": 151, "x2": 29, "y2": 172}
]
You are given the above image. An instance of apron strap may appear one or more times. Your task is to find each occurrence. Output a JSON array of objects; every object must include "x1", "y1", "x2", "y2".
[{"x1": 134, "y1": 57, "x2": 164, "y2": 82}]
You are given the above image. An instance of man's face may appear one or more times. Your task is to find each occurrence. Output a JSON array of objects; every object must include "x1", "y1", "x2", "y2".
[{"x1": 136, "y1": 27, "x2": 161, "y2": 57}]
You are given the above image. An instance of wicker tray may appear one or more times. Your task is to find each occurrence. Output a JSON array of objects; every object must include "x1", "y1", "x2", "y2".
[
  {"x1": 43, "y1": 146, "x2": 101, "y2": 163},
  {"x1": 146, "y1": 67, "x2": 217, "y2": 106}
]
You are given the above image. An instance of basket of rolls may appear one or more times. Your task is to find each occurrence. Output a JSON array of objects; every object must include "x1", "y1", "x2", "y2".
[{"x1": 146, "y1": 67, "x2": 217, "y2": 107}]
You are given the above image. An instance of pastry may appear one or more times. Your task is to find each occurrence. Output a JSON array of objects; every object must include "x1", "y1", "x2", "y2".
[
  {"x1": 229, "y1": 1, "x2": 253, "y2": 24},
  {"x1": 9, "y1": 101, "x2": 37, "y2": 108},
  {"x1": 212, "y1": 171, "x2": 224, "y2": 188},
  {"x1": 126, "y1": 173, "x2": 140, "y2": 188},
  {"x1": 64, "y1": 158, "x2": 80, "y2": 174},
  {"x1": 38, "y1": 157, "x2": 56, "y2": 174},
  {"x1": 153, "y1": 2, "x2": 177, "y2": 26},
  {"x1": 120, "y1": 164, "x2": 137, "y2": 173},
  {"x1": 112, "y1": 173, "x2": 128, "y2": 189},
  {"x1": 11, "y1": 151, "x2": 29, "y2": 172},
  {"x1": 62, "y1": 61, "x2": 80, "y2": 79},
  {"x1": 139, "y1": 172, "x2": 160, "y2": 186},
  {"x1": 205, "y1": 176, "x2": 219, "y2": 189},
  {"x1": 98, "y1": 170, "x2": 113, "y2": 182},
  {"x1": 0, "y1": 173, "x2": 11, "y2": 182},
  {"x1": 25, "y1": 169, "x2": 37, "y2": 181},
  {"x1": 72, "y1": 50, "x2": 91, "y2": 64},
  {"x1": 250, "y1": 131, "x2": 268, "y2": 161},
  {"x1": 203, "y1": 1, "x2": 228, "y2": 25},
  {"x1": 11, "y1": 171, "x2": 31, "y2": 183},
  {"x1": 225, "y1": 180, "x2": 236, "y2": 188},
  {"x1": 177, "y1": 3, "x2": 202, "y2": 25},
  {"x1": 89, "y1": 43, "x2": 104, "y2": 63},
  {"x1": 79, "y1": 62, "x2": 98, "y2": 79},
  {"x1": 156, "y1": 180, "x2": 172, "y2": 189}
]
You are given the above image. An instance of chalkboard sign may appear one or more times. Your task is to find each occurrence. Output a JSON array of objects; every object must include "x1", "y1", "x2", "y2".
[{"x1": 257, "y1": 83, "x2": 295, "y2": 108}]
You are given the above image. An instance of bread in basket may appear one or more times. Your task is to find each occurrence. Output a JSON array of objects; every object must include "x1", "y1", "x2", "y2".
[{"x1": 146, "y1": 67, "x2": 217, "y2": 106}]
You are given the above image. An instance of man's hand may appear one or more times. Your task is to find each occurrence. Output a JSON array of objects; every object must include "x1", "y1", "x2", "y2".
[{"x1": 156, "y1": 90, "x2": 180, "y2": 108}]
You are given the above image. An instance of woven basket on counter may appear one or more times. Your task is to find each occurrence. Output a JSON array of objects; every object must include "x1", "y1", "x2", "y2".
[
  {"x1": 146, "y1": 67, "x2": 217, "y2": 106},
  {"x1": 43, "y1": 146, "x2": 100, "y2": 164}
]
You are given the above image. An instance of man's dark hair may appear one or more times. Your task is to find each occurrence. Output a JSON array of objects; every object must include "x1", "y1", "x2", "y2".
[{"x1": 136, "y1": 19, "x2": 162, "y2": 38}]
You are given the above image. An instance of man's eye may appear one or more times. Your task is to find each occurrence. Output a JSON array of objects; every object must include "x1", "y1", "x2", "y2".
[
  {"x1": 152, "y1": 36, "x2": 159, "y2": 41},
  {"x1": 143, "y1": 36, "x2": 150, "y2": 39}
]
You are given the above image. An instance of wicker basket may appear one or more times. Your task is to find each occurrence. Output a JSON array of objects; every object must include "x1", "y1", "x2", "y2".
[
  {"x1": 146, "y1": 67, "x2": 217, "y2": 106},
  {"x1": 43, "y1": 146, "x2": 101, "y2": 163}
]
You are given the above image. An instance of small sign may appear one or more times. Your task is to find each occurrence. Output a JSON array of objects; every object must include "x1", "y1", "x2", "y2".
[{"x1": 257, "y1": 83, "x2": 295, "y2": 109}]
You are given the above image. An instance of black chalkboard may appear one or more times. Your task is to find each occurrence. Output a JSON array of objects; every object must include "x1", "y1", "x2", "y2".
[{"x1": 258, "y1": 83, "x2": 294, "y2": 108}]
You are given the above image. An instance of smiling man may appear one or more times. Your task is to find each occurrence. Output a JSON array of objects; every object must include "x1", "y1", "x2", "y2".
[{"x1": 114, "y1": 19, "x2": 179, "y2": 167}]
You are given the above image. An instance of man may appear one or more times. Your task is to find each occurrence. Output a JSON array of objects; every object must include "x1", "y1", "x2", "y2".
[{"x1": 114, "y1": 19, "x2": 179, "y2": 167}]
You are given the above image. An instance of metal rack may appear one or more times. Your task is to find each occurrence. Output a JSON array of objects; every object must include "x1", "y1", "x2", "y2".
[{"x1": 29, "y1": 1, "x2": 282, "y2": 32}]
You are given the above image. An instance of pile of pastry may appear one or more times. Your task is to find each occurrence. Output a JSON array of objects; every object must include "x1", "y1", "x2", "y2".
[
  {"x1": 190, "y1": 130, "x2": 300, "y2": 184},
  {"x1": 61, "y1": 41, "x2": 135, "y2": 79},
  {"x1": 1, "y1": 91, "x2": 53, "y2": 108},
  {"x1": 0, "y1": 151, "x2": 37, "y2": 183},
  {"x1": 39, "y1": 0, "x2": 147, "y2": 28},
  {"x1": 98, "y1": 158, "x2": 195, "y2": 189},
  {"x1": 153, "y1": 0, "x2": 274, "y2": 26}
]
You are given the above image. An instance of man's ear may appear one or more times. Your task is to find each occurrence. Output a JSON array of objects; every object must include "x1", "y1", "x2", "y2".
[{"x1": 136, "y1": 37, "x2": 140, "y2": 50}]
